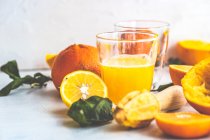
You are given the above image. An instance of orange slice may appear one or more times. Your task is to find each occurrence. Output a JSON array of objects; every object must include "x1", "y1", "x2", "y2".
[
  {"x1": 169, "y1": 65, "x2": 192, "y2": 85},
  {"x1": 176, "y1": 40, "x2": 210, "y2": 65},
  {"x1": 60, "y1": 70, "x2": 108, "y2": 107},
  {"x1": 45, "y1": 54, "x2": 57, "y2": 68},
  {"x1": 155, "y1": 112, "x2": 210, "y2": 138}
]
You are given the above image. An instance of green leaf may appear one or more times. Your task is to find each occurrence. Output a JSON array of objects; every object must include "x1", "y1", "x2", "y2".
[
  {"x1": 21, "y1": 73, "x2": 51, "y2": 88},
  {"x1": 21, "y1": 75, "x2": 35, "y2": 84},
  {"x1": 32, "y1": 73, "x2": 52, "y2": 87},
  {"x1": 167, "y1": 58, "x2": 184, "y2": 65},
  {"x1": 68, "y1": 96, "x2": 113, "y2": 126},
  {"x1": 0, "y1": 60, "x2": 52, "y2": 96},
  {"x1": 0, "y1": 79, "x2": 24, "y2": 96},
  {"x1": 68, "y1": 99, "x2": 93, "y2": 126},
  {"x1": 90, "y1": 97, "x2": 113, "y2": 123},
  {"x1": 0, "y1": 60, "x2": 20, "y2": 79},
  {"x1": 151, "y1": 83, "x2": 174, "y2": 92}
]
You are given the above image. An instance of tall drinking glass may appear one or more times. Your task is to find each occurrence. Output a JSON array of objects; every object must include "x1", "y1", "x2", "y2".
[
  {"x1": 115, "y1": 20, "x2": 169, "y2": 89},
  {"x1": 96, "y1": 31, "x2": 158, "y2": 104}
]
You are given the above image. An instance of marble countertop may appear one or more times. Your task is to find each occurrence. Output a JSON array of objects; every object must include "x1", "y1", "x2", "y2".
[{"x1": 0, "y1": 69, "x2": 208, "y2": 140}]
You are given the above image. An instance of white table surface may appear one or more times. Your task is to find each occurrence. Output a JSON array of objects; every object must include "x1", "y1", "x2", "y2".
[{"x1": 0, "y1": 69, "x2": 209, "y2": 140}]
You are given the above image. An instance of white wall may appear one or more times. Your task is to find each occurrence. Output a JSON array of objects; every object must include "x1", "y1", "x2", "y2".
[{"x1": 1, "y1": 0, "x2": 210, "y2": 69}]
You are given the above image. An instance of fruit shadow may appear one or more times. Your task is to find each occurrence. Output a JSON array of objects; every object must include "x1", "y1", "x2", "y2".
[
  {"x1": 45, "y1": 98, "x2": 82, "y2": 129},
  {"x1": 50, "y1": 107, "x2": 113, "y2": 129},
  {"x1": 8, "y1": 86, "x2": 39, "y2": 96},
  {"x1": 32, "y1": 86, "x2": 80, "y2": 128},
  {"x1": 9, "y1": 82, "x2": 60, "y2": 101},
  {"x1": 60, "y1": 117, "x2": 113, "y2": 129},
  {"x1": 104, "y1": 121, "x2": 175, "y2": 139},
  {"x1": 51, "y1": 108, "x2": 82, "y2": 129},
  {"x1": 34, "y1": 85, "x2": 61, "y2": 102}
]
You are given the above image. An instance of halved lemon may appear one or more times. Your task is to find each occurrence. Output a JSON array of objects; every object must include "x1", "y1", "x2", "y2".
[{"x1": 60, "y1": 70, "x2": 108, "y2": 107}]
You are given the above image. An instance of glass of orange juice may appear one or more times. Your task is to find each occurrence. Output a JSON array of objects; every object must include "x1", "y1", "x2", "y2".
[
  {"x1": 96, "y1": 31, "x2": 158, "y2": 104},
  {"x1": 114, "y1": 20, "x2": 169, "y2": 90}
]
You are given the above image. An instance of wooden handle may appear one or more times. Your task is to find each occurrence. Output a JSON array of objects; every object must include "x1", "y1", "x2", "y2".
[{"x1": 154, "y1": 85, "x2": 187, "y2": 112}]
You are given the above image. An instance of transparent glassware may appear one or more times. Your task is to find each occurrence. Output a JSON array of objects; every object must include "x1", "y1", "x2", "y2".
[
  {"x1": 96, "y1": 31, "x2": 158, "y2": 104},
  {"x1": 115, "y1": 20, "x2": 169, "y2": 89}
]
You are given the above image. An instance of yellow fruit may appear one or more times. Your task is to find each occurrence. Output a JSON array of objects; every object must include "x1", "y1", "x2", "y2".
[
  {"x1": 45, "y1": 54, "x2": 57, "y2": 68},
  {"x1": 182, "y1": 57, "x2": 210, "y2": 114},
  {"x1": 176, "y1": 40, "x2": 210, "y2": 65},
  {"x1": 60, "y1": 70, "x2": 108, "y2": 107},
  {"x1": 155, "y1": 112, "x2": 210, "y2": 138},
  {"x1": 114, "y1": 91, "x2": 160, "y2": 128},
  {"x1": 169, "y1": 65, "x2": 192, "y2": 85}
]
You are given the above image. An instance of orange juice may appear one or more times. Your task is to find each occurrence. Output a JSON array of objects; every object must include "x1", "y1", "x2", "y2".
[{"x1": 101, "y1": 54, "x2": 154, "y2": 104}]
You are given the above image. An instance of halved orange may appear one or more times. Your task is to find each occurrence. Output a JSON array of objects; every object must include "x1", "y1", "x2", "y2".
[
  {"x1": 182, "y1": 57, "x2": 210, "y2": 114},
  {"x1": 169, "y1": 65, "x2": 192, "y2": 85},
  {"x1": 45, "y1": 54, "x2": 57, "y2": 68},
  {"x1": 60, "y1": 70, "x2": 108, "y2": 107},
  {"x1": 176, "y1": 40, "x2": 210, "y2": 65},
  {"x1": 155, "y1": 112, "x2": 210, "y2": 138}
]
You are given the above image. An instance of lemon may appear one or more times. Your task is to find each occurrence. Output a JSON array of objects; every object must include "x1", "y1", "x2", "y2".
[
  {"x1": 60, "y1": 70, "x2": 108, "y2": 107},
  {"x1": 45, "y1": 53, "x2": 57, "y2": 68}
]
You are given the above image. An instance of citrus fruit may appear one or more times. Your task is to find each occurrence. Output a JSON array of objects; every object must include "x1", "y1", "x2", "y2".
[
  {"x1": 169, "y1": 65, "x2": 192, "y2": 85},
  {"x1": 182, "y1": 57, "x2": 210, "y2": 114},
  {"x1": 176, "y1": 40, "x2": 210, "y2": 65},
  {"x1": 114, "y1": 91, "x2": 160, "y2": 128},
  {"x1": 45, "y1": 54, "x2": 57, "y2": 68},
  {"x1": 155, "y1": 112, "x2": 210, "y2": 138},
  {"x1": 51, "y1": 44, "x2": 101, "y2": 89},
  {"x1": 60, "y1": 70, "x2": 107, "y2": 107}
]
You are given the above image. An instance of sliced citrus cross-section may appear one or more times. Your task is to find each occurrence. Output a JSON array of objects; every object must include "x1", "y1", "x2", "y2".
[
  {"x1": 155, "y1": 112, "x2": 210, "y2": 138},
  {"x1": 60, "y1": 70, "x2": 108, "y2": 107},
  {"x1": 169, "y1": 65, "x2": 192, "y2": 85}
]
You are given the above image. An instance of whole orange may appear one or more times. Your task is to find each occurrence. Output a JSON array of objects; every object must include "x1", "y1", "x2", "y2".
[{"x1": 51, "y1": 44, "x2": 101, "y2": 89}]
